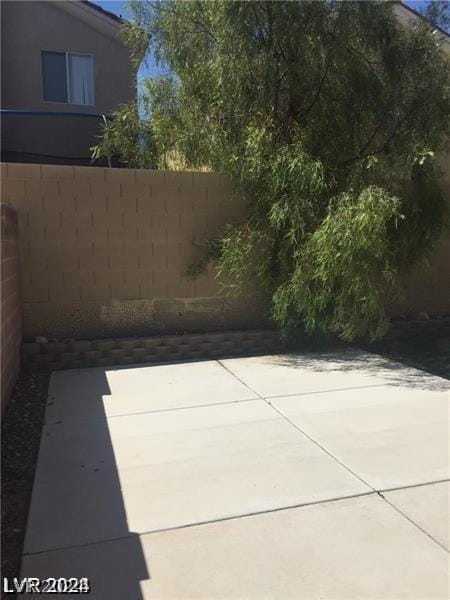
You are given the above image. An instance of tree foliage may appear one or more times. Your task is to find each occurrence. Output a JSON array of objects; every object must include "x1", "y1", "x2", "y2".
[
  {"x1": 91, "y1": 102, "x2": 157, "y2": 169},
  {"x1": 419, "y1": 0, "x2": 450, "y2": 34},
  {"x1": 104, "y1": 0, "x2": 450, "y2": 340}
]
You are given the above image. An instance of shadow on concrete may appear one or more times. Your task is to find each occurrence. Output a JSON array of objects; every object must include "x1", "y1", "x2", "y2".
[
  {"x1": 22, "y1": 369, "x2": 150, "y2": 599},
  {"x1": 272, "y1": 349, "x2": 450, "y2": 392}
]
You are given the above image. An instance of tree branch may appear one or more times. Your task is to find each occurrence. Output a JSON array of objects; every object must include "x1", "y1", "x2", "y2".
[
  {"x1": 299, "y1": 60, "x2": 331, "y2": 124},
  {"x1": 340, "y1": 87, "x2": 429, "y2": 165}
]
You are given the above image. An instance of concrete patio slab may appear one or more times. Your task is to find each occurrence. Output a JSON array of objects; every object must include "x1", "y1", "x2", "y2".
[
  {"x1": 24, "y1": 399, "x2": 368, "y2": 553},
  {"x1": 271, "y1": 386, "x2": 449, "y2": 489},
  {"x1": 384, "y1": 481, "x2": 450, "y2": 550},
  {"x1": 220, "y1": 350, "x2": 449, "y2": 398},
  {"x1": 22, "y1": 351, "x2": 449, "y2": 598},
  {"x1": 22, "y1": 494, "x2": 449, "y2": 600},
  {"x1": 46, "y1": 360, "x2": 257, "y2": 421}
]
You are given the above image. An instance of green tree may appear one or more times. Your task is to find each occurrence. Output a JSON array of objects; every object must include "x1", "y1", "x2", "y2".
[
  {"x1": 419, "y1": 0, "x2": 450, "y2": 34},
  {"x1": 108, "y1": 0, "x2": 450, "y2": 340},
  {"x1": 91, "y1": 102, "x2": 157, "y2": 169}
]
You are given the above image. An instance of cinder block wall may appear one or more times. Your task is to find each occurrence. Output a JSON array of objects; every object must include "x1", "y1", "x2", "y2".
[
  {"x1": 388, "y1": 151, "x2": 450, "y2": 316},
  {"x1": 1, "y1": 163, "x2": 267, "y2": 339},
  {"x1": 391, "y1": 238, "x2": 450, "y2": 316},
  {"x1": 1, "y1": 203, "x2": 22, "y2": 411},
  {"x1": 2, "y1": 162, "x2": 449, "y2": 344}
]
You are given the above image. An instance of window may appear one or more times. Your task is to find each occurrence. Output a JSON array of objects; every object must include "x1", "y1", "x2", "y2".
[{"x1": 42, "y1": 51, "x2": 94, "y2": 105}]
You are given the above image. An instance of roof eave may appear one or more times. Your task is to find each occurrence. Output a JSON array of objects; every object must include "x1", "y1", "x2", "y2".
[{"x1": 55, "y1": 0, "x2": 124, "y2": 41}]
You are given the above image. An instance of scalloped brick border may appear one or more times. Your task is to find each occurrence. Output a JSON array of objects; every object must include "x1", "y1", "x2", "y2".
[
  {"x1": 22, "y1": 329, "x2": 285, "y2": 371},
  {"x1": 386, "y1": 317, "x2": 450, "y2": 340}
]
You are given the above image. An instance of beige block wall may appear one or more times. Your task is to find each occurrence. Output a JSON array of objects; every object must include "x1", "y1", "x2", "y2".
[
  {"x1": 389, "y1": 150, "x2": 450, "y2": 316},
  {"x1": 392, "y1": 238, "x2": 450, "y2": 315},
  {"x1": 1, "y1": 203, "x2": 22, "y2": 411},
  {"x1": 1, "y1": 162, "x2": 449, "y2": 342},
  {"x1": 1, "y1": 163, "x2": 267, "y2": 339}
]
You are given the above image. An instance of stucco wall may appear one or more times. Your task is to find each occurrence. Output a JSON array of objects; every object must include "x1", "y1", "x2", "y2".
[
  {"x1": 1, "y1": 0, "x2": 135, "y2": 163},
  {"x1": 1, "y1": 163, "x2": 267, "y2": 339},
  {"x1": 1, "y1": 203, "x2": 22, "y2": 412}
]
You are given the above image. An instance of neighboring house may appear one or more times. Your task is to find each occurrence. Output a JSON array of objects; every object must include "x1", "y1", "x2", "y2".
[{"x1": 1, "y1": 0, "x2": 136, "y2": 165}]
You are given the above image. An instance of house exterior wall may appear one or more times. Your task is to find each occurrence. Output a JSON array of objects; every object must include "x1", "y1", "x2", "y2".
[
  {"x1": 1, "y1": 0, "x2": 135, "y2": 164},
  {"x1": 1, "y1": 203, "x2": 22, "y2": 412}
]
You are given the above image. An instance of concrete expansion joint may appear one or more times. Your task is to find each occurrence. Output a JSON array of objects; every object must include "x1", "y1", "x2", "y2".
[
  {"x1": 217, "y1": 358, "x2": 450, "y2": 559},
  {"x1": 21, "y1": 472, "x2": 450, "y2": 560},
  {"x1": 266, "y1": 401, "x2": 376, "y2": 490},
  {"x1": 379, "y1": 478, "x2": 450, "y2": 493},
  {"x1": 23, "y1": 490, "x2": 378, "y2": 559},
  {"x1": 378, "y1": 491, "x2": 449, "y2": 554},
  {"x1": 265, "y1": 402, "x2": 449, "y2": 553}
]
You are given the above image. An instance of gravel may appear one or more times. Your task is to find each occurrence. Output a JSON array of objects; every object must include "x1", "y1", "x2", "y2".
[{"x1": 1, "y1": 370, "x2": 50, "y2": 596}]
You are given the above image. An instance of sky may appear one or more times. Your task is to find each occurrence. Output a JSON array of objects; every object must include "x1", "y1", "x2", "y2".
[
  {"x1": 96, "y1": 0, "x2": 131, "y2": 20},
  {"x1": 95, "y1": 1, "x2": 154, "y2": 80}
]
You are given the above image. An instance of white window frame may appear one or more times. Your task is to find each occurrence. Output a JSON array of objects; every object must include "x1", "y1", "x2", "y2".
[{"x1": 42, "y1": 50, "x2": 95, "y2": 107}]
